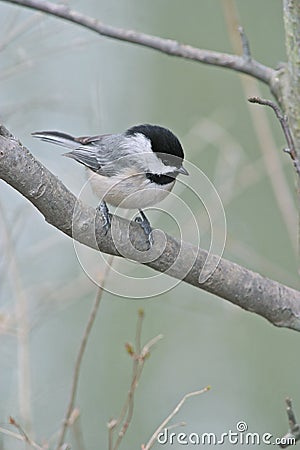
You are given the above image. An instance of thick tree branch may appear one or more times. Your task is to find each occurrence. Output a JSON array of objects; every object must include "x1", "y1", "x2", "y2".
[
  {"x1": 1, "y1": 125, "x2": 300, "y2": 331},
  {"x1": 1, "y1": 0, "x2": 276, "y2": 86}
]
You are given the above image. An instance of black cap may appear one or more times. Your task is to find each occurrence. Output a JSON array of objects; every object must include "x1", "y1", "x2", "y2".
[{"x1": 126, "y1": 124, "x2": 184, "y2": 169}]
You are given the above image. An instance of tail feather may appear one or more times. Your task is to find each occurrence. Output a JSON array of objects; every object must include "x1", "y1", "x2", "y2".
[
  {"x1": 32, "y1": 130, "x2": 101, "y2": 171},
  {"x1": 31, "y1": 131, "x2": 79, "y2": 150}
]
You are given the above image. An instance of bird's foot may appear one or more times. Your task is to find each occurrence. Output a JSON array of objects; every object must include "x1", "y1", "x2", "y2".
[
  {"x1": 97, "y1": 200, "x2": 111, "y2": 234},
  {"x1": 135, "y1": 209, "x2": 153, "y2": 246}
]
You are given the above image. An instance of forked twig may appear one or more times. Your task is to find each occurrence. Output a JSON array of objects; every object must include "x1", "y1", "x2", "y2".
[
  {"x1": 142, "y1": 386, "x2": 210, "y2": 450},
  {"x1": 221, "y1": 0, "x2": 297, "y2": 248},
  {"x1": 108, "y1": 310, "x2": 163, "y2": 450},
  {"x1": 248, "y1": 96, "x2": 300, "y2": 177},
  {"x1": 0, "y1": 417, "x2": 45, "y2": 449}
]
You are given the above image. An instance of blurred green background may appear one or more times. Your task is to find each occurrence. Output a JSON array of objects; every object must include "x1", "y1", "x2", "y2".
[{"x1": 0, "y1": 0, "x2": 299, "y2": 449}]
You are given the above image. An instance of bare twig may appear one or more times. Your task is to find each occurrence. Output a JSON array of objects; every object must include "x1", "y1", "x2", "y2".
[
  {"x1": 143, "y1": 386, "x2": 210, "y2": 450},
  {"x1": 112, "y1": 333, "x2": 163, "y2": 450},
  {"x1": 9, "y1": 417, "x2": 31, "y2": 444},
  {"x1": 221, "y1": 0, "x2": 297, "y2": 249},
  {"x1": 108, "y1": 311, "x2": 163, "y2": 450},
  {"x1": 248, "y1": 96, "x2": 300, "y2": 177},
  {"x1": 0, "y1": 0, "x2": 275, "y2": 85},
  {"x1": 279, "y1": 398, "x2": 300, "y2": 448},
  {"x1": 1, "y1": 417, "x2": 45, "y2": 449},
  {"x1": 55, "y1": 255, "x2": 114, "y2": 450},
  {"x1": 70, "y1": 409, "x2": 86, "y2": 450},
  {"x1": 238, "y1": 26, "x2": 251, "y2": 62}
]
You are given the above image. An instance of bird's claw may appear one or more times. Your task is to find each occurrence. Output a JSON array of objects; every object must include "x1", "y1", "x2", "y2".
[
  {"x1": 97, "y1": 200, "x2": 111, "y2": 234},
  {"x1": 135, "y1": 210, "x2": 154, "y2": 246}
]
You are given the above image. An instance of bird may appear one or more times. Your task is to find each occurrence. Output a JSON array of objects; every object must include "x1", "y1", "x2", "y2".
[{"x1": 32, "y1": 124, "x2": 189, "y2": 245}]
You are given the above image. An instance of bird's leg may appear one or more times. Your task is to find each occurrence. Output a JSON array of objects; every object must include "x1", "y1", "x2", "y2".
[
  {"x1": 135, "y1": 209, "x2": 154, "y2": 246},
  {"x1": 97, "y1": 200, "x2": 111, "y2": 234}
]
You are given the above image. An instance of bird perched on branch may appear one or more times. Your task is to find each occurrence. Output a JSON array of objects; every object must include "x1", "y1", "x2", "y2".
[{"x1": 32, "y1": 124, "x2": 188, "y2": 245}]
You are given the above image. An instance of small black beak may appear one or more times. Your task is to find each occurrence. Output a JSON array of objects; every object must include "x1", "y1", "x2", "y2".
[{"x1": 177, "y1": 166, "x2": 189, "y2": 176}]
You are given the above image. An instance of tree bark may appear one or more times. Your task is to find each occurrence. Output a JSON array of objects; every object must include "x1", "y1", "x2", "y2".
[{"x1": 1, "y1": 126, "x2": 300, "y2": 332}]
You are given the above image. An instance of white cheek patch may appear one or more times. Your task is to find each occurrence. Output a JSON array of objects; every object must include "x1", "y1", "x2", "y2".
[
  {"x1": 121, "y1": 133, "x2": 178, "y2": 175},
  {"x1": 120, "y1": 133, "x2": 152, "y2": 155}
]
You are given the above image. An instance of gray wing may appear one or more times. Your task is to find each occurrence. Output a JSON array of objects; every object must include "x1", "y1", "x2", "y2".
[{"x1": 32, "y1": 130, "x2": 147, "y2": 175}]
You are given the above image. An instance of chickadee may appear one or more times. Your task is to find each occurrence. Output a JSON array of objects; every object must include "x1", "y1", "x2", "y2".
[{"x1": 32, "y1": 124, "x2": 188, "y2": 244}]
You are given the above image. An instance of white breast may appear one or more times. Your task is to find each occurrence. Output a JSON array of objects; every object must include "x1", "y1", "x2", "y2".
[{"x1": 87, "y1": 168, "x2": 175, "y2": 209}]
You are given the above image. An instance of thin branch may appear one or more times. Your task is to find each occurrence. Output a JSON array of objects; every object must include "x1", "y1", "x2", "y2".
[
  {"x1": 143, "y1": 387, "x2": 210, "y2": 450},
  {"x1": 221, "y1": 0, "x2": 297, "y2": 248},
  {"x1": 279, "y1": 398, "x2": 300, "y2": 448},
  {"x1": 112, "y1": 333, "x2": 163, "y2": 449},
  {"x1": 238, "y1": 26, "x2": 251, "y2": 62},
  {"x1": 248, "y1": 96, "x2": 300, "y2": 177},
  {"x1": 0, "y1": 0, "x2": 275, "y2": 85},
  {"x1": 0, "y1": 426, "x2": 29, "y2": 444},
  {"x1": 9, "y1": 417, "x2": 31, "y2": 444},
  {"x1": 1, "y1": 127, "x2": 300, "y2": 332},
  {"x1": 55, "y1": 255, "x2": 114, "y2": 450},
  {"x1": 70, "y1": 410, "x2": 86, "y2": 450},
  {"x1": 109, "y1": 311, "x2": 163, "y2": 450},
  {"x1": 1, "y1": 417, "x2": 45, "y2": 450},
  {"x1": 110, "y1": 313, "x2": 145, "y2": 443}
]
